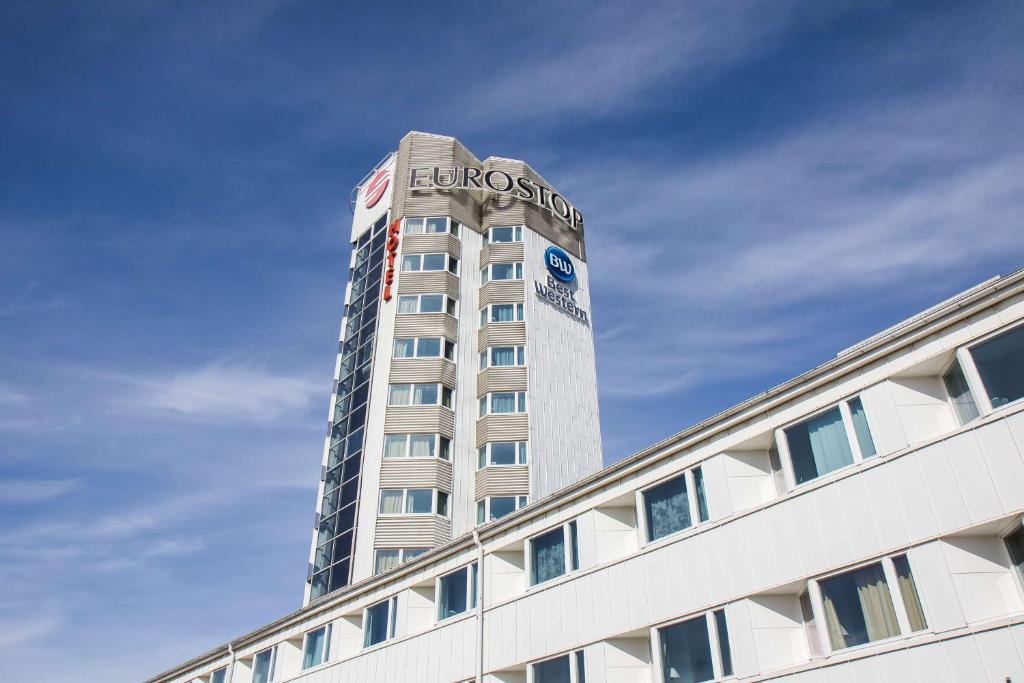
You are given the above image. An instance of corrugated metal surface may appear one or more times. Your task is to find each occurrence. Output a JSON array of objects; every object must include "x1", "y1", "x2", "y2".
[
  {"x1": 402, "y1": 233, "x2": 462, "y2": 259},
  {"x1": 384, "y1": 406, "x2": 456, "y2": 436},
  {"x1": 474, "y1": 465, "x2": 530, "y2": 498},
  {"x1": 474, "y1": 414, "x2": 529, "y2": 447},
  {"x1": 478, "y1": 281, "x2": 524, "y2": 307},
  {"x1": 380, "y1": 459, "x2": 453, "y2": 490},
  {"x1": 479, "y1": 242, "x2": 524, "y2": 267},
  {"x1": 395, "y1": 313, "x2": 459, "y2": 340},
  {"x1": 476, "y1": 367, "x2": 527, "y2": 396},
  {"x1": 396, "y1": 271, "x2": 461, "y2": 299},
  {"x1": 372, "y1": 516, "x2": 451, "y2": 548},
  {"x1": 388, "y1": 358, "x2": 457, "y2": 385},
  {"x1": 477, "y1": 322, "x2": 527, "y2": 347}
]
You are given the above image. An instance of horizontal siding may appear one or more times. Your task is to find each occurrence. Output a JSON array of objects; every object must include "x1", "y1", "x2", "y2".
[
  {"x1": 401, "y1": 233, "x2": 461, "y2": 259},
  {"x1": 480, "y1": 242, "x2": 524, "y2": 267},
  {"x1": 478, "y1": 322, "x2": 527, "y2": 347},
  {"x1": 475, "y1": 414, "x2": 529, "y2": 447},
  {"x1": 384, "y1": 406, "x2": 456, "y2": 436},
  {"x1": 389, "y1": 358, "x2": 457, "y2": 385},
  {"x1": 394, "y1": 313, "x2": 459, "y2": 340},
  {"x1": 380, "y1": 459, "x2": 454, "y2": 490},
  {"x1": 393, "y1": 134, "x2": 482, "y2": 232},
  {"x1": 479, "y1": 281, "x2": 524, "y2": 307},
  {"x1": 476, "y1": 367, "x2": 528, "y2": 396},
  {"x1": 373, "y1": 516, "x2": 452, "y2": 548},
  {"x1": 396, "y1": 271, "x2": 461, "y2": 299},
  {"x1": 475, "y1": 465, "x2": 530, "y2": 498}
]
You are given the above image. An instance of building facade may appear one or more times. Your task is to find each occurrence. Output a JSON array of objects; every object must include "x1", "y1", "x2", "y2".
[
  {"x1": 307, "y1": 133, "x2": 604, "y2": 602},
  {"x1": 150, "y1": 267, "x2": 1024, "y2": 683}
]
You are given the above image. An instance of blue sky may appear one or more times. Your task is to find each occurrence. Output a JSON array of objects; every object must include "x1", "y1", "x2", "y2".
[{"x1": 1, "y1": 1, "x2": 1023, "y2": 680}]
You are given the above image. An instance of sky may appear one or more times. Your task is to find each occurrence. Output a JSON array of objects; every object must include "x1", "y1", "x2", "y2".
[{"x1": 1, "y1": 0, "x2": 1023, "y2": 680}]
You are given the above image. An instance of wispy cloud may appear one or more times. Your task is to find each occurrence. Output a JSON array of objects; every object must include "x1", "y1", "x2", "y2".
[
  {"x1": 0, "y1": 604, "x2": 63, "y2": 648},
  {"x1": 0, "y1": 478, "x2": 81, "y2": 504},
  {"x1": 0, "y1": 282, "x2": 62, "y2": 317}
]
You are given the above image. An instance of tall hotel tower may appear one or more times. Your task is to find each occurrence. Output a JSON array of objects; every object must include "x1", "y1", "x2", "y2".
[{"x1": 306, "y1": 132, "x2": 603, "y2": 602}]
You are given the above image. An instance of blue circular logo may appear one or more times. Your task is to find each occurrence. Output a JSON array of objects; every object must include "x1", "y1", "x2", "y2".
[{"x1": 544, "y1": 246, "x2": 575, "y2": 282}]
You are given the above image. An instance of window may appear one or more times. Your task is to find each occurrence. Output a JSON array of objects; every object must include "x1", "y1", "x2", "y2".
[
  {"x1": 373, "y1": 547, "x2": 428, "y2": 574},
  {"x1": 641, "y1": 465, "x2": 713, "y2": 542},
  {"x1": 483, "y1": 225, "x2": 522, "y2": 244},
  {"x1": 816, "y1": 555, "x2": 927, "y2": 651},
  {"x1": 404, "y1": 216, "x2": 459, "y2": 236},
  {"x1": 657, "y1": 610, "x2": 732, "y2": 683},
  {"x1": 481, "y1": 261, "x2": 523, "y2": 284},
  {"x1": 781, "y1": 396, "x2": 877, "y2": 486},
  {"x1": 401, "y1": 252, "x2": 459, "y2": 274},
  {"x1": 384, "y1": 434, "x2": 451, "y2": 459},
  {"x1": 479, "y1": 391, "x2": 527, "y2": 416},
  {"x1": 363, "y1": 596, "x2": 397, "y2": 647},
  {"x1": 252, "y1": 646, "x2": 277, "y2": 683},
  {"x1": 480, "y1": 303, "x2": 525, "y2": 326},
  {"x1": 1004, "y1": 523, "x2": 1024, "y2": 590},
  {"x1": 302, "y1": 624, "x2": 332, "y2": 669},
  {"x1": 397, "y1": 293, "x2": 457, "y2": 316},
  {"x1": 479, "y1": 346, "x2": 526, "y2": 369},
  {"x1": 210, "y1": 668, "x2": 226, "y2": 683},
  {"x1": 378, "y1": 488, "x2": 448, "y2": 516},
  {"x1": 437, "y1": 563, "x2": 478, "y2": 621},
  {"x1": 477, "y1": 495, "x2": 529, "y2": 523},
  {"x1": 970, "y1": 323, "x2": 1024, "y2": 408},
  {"x1": 529, "y1": 521, "x2": 579, "y2": 586},
  {"x1": 943, "y1": 358, "x2": 980, "y2": 424},
  {"x1": 388, "y1": 383, "x2": 453, "y2": 408},
  {"x1": 477, "y1": 441, "x2": 528, "y2": 468},
  {"x1": 532, "y1": 650, "x2": 586, "y2": 683},
  {"x1": 393, "y1": 337, "x2": 455, "y2": 360}
]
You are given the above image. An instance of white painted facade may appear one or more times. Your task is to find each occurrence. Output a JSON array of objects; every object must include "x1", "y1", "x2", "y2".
[{"x1": 149, "y1": 267, "x2": 1024, "y2": 683}]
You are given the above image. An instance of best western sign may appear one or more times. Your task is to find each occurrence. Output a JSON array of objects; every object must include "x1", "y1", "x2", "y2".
[{"x1": 408, "y1": 166, "x2": 583, "y2": 231}]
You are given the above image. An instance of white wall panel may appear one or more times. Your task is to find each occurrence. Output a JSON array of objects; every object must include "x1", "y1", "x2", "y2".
[
  {"x1": 915, "y1": 442, "x2": 970, "y2": 532},
  {"x1": 943, "y1": 431, "x2": 1004, "y2": 524},
  {"x1": 887, "y1": 455, "x2": 940, "y2": 541},
  {"x1": 976, "y1": 418, "x2": 1024, "y2": 512},
  {"x1": 974, "y1": 627, "x2": 1024, "y2": 682},
  {"x1": 908, "y1": 541, "x2": 966, "y2": 631}
]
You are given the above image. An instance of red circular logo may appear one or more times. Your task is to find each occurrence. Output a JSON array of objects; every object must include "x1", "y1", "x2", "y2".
[{"x1": 364, "y1": 167, "x2": 390, "y2": 209}]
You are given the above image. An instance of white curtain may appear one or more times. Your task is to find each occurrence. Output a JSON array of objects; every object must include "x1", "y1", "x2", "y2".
[
  {"x1": 806, "y1": 408, "x2": 854, "y2": 475},
  {"x1": 383, "y1": 435, "x2": 407, "y2": 458},
  {"x1": 409, "y1": 435, "x2": 434, "y2": 458},
  {"x1": 388, "y1": 384, "x2": 410, "y2": 405},
  {"x1": 492, "y1": 393, "x2": 515, "y2": 413},
  {"x1": 492, "y1": 347, "x2": 514, "y2": 366},
  {"x1": 374, "y1": 549, "x2": 400, "y2": 573},
  {"x1": 493, "y1": 305, "x2": 513, "y2": 322},
  {"x1": 856, "y1": 564, "x2": 900, "y2": 641},
  {"x1": 413, "y1": 384, "x2": 438, "y2": 405},
  {"x1": 379, "y1": 490, "x2": 403, "y2": 514},
  {"x1": 398, "y1": 297, "x2": 417, "y2": 314}
]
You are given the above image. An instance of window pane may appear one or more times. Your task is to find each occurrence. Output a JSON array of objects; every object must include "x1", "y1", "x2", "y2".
[
  {"x1": 398, "y1": 296, "x2": 418, "y2": 313},
  {"x1": 533, "y1": 655, "x2": 571, "y2": 683},
  {"x1": 413, "y1": 384, "x2": 438, "y2": 404},
  {"x1": 374, "y1": 549, "x2": 400, "y2": 574},
  {"x1": 491, "y1": 393, "x2": 516, "y2": 413},
  {"x1": 210, "y1": 669, "x2": 226, "y2": 683},
  {"x1": 491, "y1": 263, "x2": 514, "y2": 280},
  {"x1": 438, "y1": 567, "x2": 468, "y2": 620},
  {"x1": 477, "y1": 500, "x2": 485, "y2": 524},
  {"x1": 786, "y1": 407, "x2": 854, "y2": 484},
  {"x1": 405, "y1": 218, "x2": 424, "y2": 234},
  {"x1": 892, "y1": 555, "x2": 927, "y2": 632},
  {"x1": 575, "y1": 650, "x2": 586, "y2": 683},
  {"x1": 489, "y1": 496, "x2": 516, "y2": 520},
  {"x1": 425, "y1": 217, "x2": 447, "y2": 233},
  {"x1": 379, "y1": 490, "x2": 403, "y2": 514},
  {"x1": 972, "y1": 325, "x2": 1024, "y2": 407},
  {"x1": 943, "y1": 359, "x2": 980, "y2": 423},
  {"x1": 490, "y1": 442, "x2": 517, "y2": 465},
  {"x1": 419, "y1": 294, "x2": 443, "y2": 313},
  {"x1": 384, "y1": 435, "x2": 407, "y2": 458},
  {"x1": 303, "y1": 626, "x2": 327, "y2": 669},
  {"x1": 491, "y1": 226, "x2": 515, "y2": 243},
  {"x1": 518, "y1": 442, "x2": 528, "y2": 464},
  {"x1": 492, "y1": 304, "x2": 513, "y2": 322},
  {"x1": 404, "y1": 547, "x2": 428, "y2": 561},
  {"x1": 659, "y1": 615, "x2": 714, "y2": 683},
  {"x1": 531, "y1": 527, "x2": 565, "y2": 585},
  {"x1": 819, "y1": 562, "x2": 899, "y2": 649},
  {"x1": 693, "y1": 467, "x2": 709, "y2": 522},
  {"x1": 388, "y1": 384, "x2": 411, "y2": 405},
  {"x1": 417, "y1": 337, "x2": 441, "y2": 357},
  {"x1": 406, "y1": 489, "x2": 433, "y2": 513},
  {"x1": 714, "y1": 609, "x2": 733, "y2": 676},
  {"x1": 401, "y1": 254, "x2": 421, "y2": 271},
  {"x1": 253, "y1": 649, "x2": 274, "y2": 683},
  {"x1": 422, "y1": 253, "x2": 446, "y2": 271},
  {"x1": 437, "y1": 491, "x2": 449, "y2": 517},
  {"x1": 644, "y1": 474, "x2": 691, "y2": 542},
  {"x1": 568, "y1": 520, "x2": 580, "y2": 571},
  {"x1": 848, "y1": 397, "x2": 877, "y2": 458},
  {"x1": 393, "y1": 339, "x2": 415, "y2": 358},
  {"x1": 1008, "y1": 526, "x2": 1024, "y2": 589},
  {"x1": 364, "y1": 601, "x2": 390, "y2": 647},
  {"x1": 409, "y1": 434, "x2": 435, "y2": 458},
  {"x1": 492, "y1": 347, "x2": 515, "y2": 366},
  {"x1": 478, "y1": 446, "x2": 487, "y2": 469}
]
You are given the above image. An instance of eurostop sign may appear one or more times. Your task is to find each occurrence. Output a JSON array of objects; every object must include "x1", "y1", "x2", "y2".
[{"x1": 364, "y1": 167, "x2": 391, "y2": 209}]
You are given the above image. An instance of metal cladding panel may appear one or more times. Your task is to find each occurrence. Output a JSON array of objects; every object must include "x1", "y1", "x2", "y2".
[
  {"x1": 395, "y1": 271, "x2": 461, "y2": 299},
  {"x1": 388, "y1": 358, "x2": 457, "y2": 385},
  {"x1": 480, "y1": 241, "x2": 525, "y2": 267},
  {"x1": 479, "y1": 280, "x2": 524, "y2": 307},
  {"x1": 379, "y1": 459, "x2": 453, "y2": 490},
  {"x1": 476, "y1": 367, "x2": 528, "y2": 396},
  {"x1": 372, "y1": 516, "x2": 451, "y2": 548},
  {"x1": 475, "y1": 414, "x2": 529, "y2": 448},
  {"x1": 394, "y1": 313, "x2": 459, "y2": 340},
  {"x1": 478, "y1": 322, "x2": 527, "y2": 348},
  {"x1": 401, "y1": 233, "x2": 462, "y2": 259},
  {"x1": 351, "y1": 155, "x2": 397, "y2": 242},
  {"x1": 474, "y1": 465, "x2": 530, "y2": 498},
  {"x1": 383, "y1": 406, "x2": 456, "y2": 436},
  {"x1": 393, "y1": 133, "x2": 482, "y2": 231}
]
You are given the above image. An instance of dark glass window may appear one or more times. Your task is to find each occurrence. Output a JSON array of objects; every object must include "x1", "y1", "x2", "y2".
[
  {"x1": 533, "y1": 655, "x2": 570, "y2": 683},
  {"x1": 643, "y1": 474, "x2": 690, "y2": 542},
  {"x1": 972, "y1": 324, "x2": 1024, "y2": 407},
  {"x1": 659, "y1": 616, "x2": 714, "y2": 683}
]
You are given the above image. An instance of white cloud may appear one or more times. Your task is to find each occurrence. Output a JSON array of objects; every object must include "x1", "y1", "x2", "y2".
[
  {"x1": 0, "y1": 478, "x2": 81, "y2": 504},
  {"x1": 0, "y1": 604, "x2": 63, "y2": 648}
]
